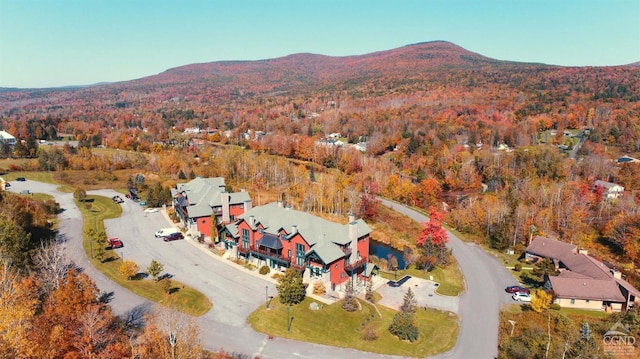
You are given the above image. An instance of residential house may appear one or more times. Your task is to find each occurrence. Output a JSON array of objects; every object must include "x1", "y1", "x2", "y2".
[
  {"x1": 0, "y1": 130, "x2": 16, "y2": 146},
  {"x1": 171, "y1": 177, "x2": 251, "y2": 238},
  {"x1": 219, "y1": 201, "x2": 373, "y2": 292},
  {"x1": 593, "y1": 180, "x2": 624, "y2": 199},
  {"x1": 525, "y1": 236, "x2": 640, "y2": 312}
]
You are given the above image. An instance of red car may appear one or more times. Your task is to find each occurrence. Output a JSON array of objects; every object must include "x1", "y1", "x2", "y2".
[
  {"x1": 108, "y1": 237, "x2": 123, "y2": 249},
  {"x1": 163, "y1": 232, "x2": 184, "y2": 242},
  {"x1": 505, "y1": 285, "x2": 530, "y2": 294}
]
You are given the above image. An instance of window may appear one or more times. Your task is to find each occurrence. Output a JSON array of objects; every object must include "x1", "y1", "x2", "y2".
[
  {"x1": 296, "y1": 243, "x2": 305, "y2": 266},
  {"x1": 585, "y1": 299, "x2": 590, "y2": 304},
  {"x1": 570, "y1": 298, "x2": 575, "y2": 305},
  {"x1": 242, "y1": 229, "x2": 250, "y2": 249},
  {"x1": 240, "y1": 203, "x2": 244, "y2": 209},
  {"x1": 288, "y1": 249, "x2": 291, "y2": 258}
]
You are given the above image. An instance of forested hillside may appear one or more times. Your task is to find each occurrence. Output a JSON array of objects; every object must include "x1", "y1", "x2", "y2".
[{"x1": 1, "y1": 40, "x2": 639, "y2": 277}]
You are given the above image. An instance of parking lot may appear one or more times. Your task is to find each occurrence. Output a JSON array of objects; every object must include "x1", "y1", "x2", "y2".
[{"x1": 376, "y1": 275, "x2": 460, "y2": 313}]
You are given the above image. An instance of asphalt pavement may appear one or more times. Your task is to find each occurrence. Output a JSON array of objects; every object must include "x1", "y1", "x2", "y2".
[{"x1": 7, "y1": 180, "x2": 519, "y2": 358}]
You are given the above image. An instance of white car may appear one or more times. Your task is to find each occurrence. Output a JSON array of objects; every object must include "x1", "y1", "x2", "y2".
[
  {"x1": 144, "y1": 207, "x2": 159, "y2": 213},
  {"x1": 512, "y1": 292, "x2": 532, "y2": 302}
]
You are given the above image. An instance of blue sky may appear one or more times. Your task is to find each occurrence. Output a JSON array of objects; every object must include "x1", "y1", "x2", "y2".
[{"x1": 1, "y1": 0, "x2": 639, "y2": 88}]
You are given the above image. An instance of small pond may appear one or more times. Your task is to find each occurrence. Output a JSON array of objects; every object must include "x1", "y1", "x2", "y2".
[{"x1": 369, "y1": 239, "x2": 408, "y2": 270}]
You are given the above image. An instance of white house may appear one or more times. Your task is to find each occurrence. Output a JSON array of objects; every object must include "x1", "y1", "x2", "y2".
[{"x1": 593, "y1": 180, "x2": 624, "y2": 199}]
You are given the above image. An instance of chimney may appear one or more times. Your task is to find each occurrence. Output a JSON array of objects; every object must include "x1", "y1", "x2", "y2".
[
  {"x1": 244, "y1": 199, "x2": 252, "y2": 213},
  {"x1": 348, "y1": 215, "x2": 358, "y2": 263},
  {"x1": 348, "y1": 212, "x2": 355, "y2": 223},
  {"x1": 612, "y1": 269, "x2": 622, "y2": 280},
  {"x1": 221, "y1": 192, "x2": 230, "y2": 223},
  {"x1": 578, "y1": 248, "x2": 588, "y2": 255},
  {"x1": 277, "y1": 200, "x2": 283, "y2": 208},
  {"x1": 291, "y1": 225, "x2": 298, "y2": 234},
  {"x1": 249, "y1": 215, "x2": 255, "y2": 227}
]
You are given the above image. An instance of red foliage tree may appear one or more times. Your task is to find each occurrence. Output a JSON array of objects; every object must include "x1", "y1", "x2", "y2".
[{"x1": 416, "y1": 207, "x2": 448, "y2": 247}]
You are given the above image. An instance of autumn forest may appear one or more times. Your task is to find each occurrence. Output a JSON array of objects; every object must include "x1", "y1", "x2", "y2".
[{"x1": 1, "y1": 41, "x2": 640, "y2": 356}]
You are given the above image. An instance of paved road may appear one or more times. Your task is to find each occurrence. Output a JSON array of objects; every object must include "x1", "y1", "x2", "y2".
[
  {"x1": 9, "y1": 180, "x2": 518, "y2": 358},
  {"x1": 379, "y1": 198, "x2": 519, "y2": 359}
]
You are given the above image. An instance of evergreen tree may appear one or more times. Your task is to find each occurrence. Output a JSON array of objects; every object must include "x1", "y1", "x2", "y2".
[
  {"x1": 389, "y1": 287, "x2": 419, "y2": 342},
  {"x1": 342, "y1": 279, "x2": 358, "y2": 312},
  {"x1": 276, "y1": 268, "x2": 305, "y2": 305}
]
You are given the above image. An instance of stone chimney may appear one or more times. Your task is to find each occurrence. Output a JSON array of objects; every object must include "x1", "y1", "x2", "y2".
[
  {"x1": 348, "y1": 213, "x2": 358, "y2": 263},
  {"x1": 221, "y1": 192, "x2": 230, "y2": 223}
]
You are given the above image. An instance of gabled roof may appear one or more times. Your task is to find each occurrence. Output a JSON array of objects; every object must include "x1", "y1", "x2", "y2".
[
  {"x1": 257, "y1": 234, "x2": 283, "y2": 249},
  {"x1": 235, "y1": 202, "x2": 371, "y2": 264},
  {"x1": 306, "y1": 240, "x2": 345, "y2": 265},
  {"x1": 174, "y1": 177, "x2": 251, "y2": 219},
  {"x1": 549, "y1": 275, "x2": 626, "y2": 302},
  {"x1": 526, "y1": 236, "x2": 576, "y2": 259},
  {"x1": 594, "y1": 180, "x2": 623, "y2": 190}
]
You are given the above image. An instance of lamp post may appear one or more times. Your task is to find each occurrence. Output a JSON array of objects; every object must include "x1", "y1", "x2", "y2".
[
  {"x1": 265, "y1": 285, "x2": 269, "y2": 309},
  {"x1": 286, "y1": 305, "x2": 293, "y2": 333},
  {"x1": 508, "y1": 320, "x2": 517, "y2": 336}
]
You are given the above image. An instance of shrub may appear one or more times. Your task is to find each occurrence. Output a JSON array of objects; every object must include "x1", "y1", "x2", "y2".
[
  {"x1": 550, "y1": 303, "x2": 561, "y2": 310},
  {"x1": 259, "y1": 265, "x2": 271, "y2": 275},
  {"x1": 388, "y1": 311, "x2": 419, "y2": 342},
  {"x1": 514, "y1": 263, "x2": 522, "y2": 272},
  {"x1": 312, "y1": 281, "x2": 326, "y2": 295},
  {"x1": 271, "y1": 273, "x2": 281, "y2": 280},
  {"x1": 362, "y1": 324, "x2": 378, "y2": 341}
]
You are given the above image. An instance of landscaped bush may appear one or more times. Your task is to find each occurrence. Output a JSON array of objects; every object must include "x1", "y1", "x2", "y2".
[
  {"x1": 362, "y1": 324, "x2": 378, "y2": 341},
  {"x1": 550, "y1": 303, "x2": 561, "y2": 310},
  {"x1": 259, "y1": 265, "x2": 271, "y2": 275},
  {"x1": 312, "y1": 281, "x2": 326, "y2": 295},
  {"x1": 514, "y1": 263, "x2": 522, "y2": 272},
  {"x1": 271, "y1": 273, "x2": 281, "y2": 280}
]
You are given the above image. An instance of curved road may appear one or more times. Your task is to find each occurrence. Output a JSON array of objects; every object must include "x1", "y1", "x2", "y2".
[
  {"x1": 11, "y1": 181, "x2": 517, "y2": 358},
  {"x1": 379, "y1": 198, "x2": 519, "y2": 359}
]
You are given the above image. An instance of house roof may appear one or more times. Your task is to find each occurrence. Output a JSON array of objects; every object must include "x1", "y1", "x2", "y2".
[
  {"x1": 306, "y1": 240, "x2": 345, "y2": 265},
  {"x1": 549, "y1": 275, "x2": 626, "y2": 302},
  {"x1": 236, "y1": 202, "x2": 371, "y2": 264},
  {"x1": 526, "y1": 236, "x2": 577, "y2": 259},
  {"x1": 594, "y1": 180, "x2": 623, "y2": 191},
  {"x1": 173, "y1": 177, "x2": 251, "y2": 219},
  {"x1": 528, "y1": 236, "x2": 640, "y2": 304},
  {"x1": 257, "y1": 234, "x2": 283, "y2": 250}
]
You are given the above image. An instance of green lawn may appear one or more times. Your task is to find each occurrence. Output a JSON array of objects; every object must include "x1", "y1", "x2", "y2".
[
  {"x1": 77, "y1": 194, "x2": 212, "y2": 316},
  {"x1": 248, "y1": 297, "x2": 459, "y2": 357},
  {"x1": 557, "y1": 307, "x2": 611, "y2": 319}
]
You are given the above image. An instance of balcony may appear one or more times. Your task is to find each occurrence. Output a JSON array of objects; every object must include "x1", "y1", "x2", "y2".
[
  {"x1": 237, "y1": 245, "x2": 291, "y2": 264},
  {"x1": 345, "y1": 256, "x2": 367, "y2": 271}
]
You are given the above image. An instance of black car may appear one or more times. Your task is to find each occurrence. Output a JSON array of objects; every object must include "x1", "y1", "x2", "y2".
[
  {"x1": 16, "y1": 177, "x2": 26, "y2": 182},
  {"x1": 505, "y1": 285, "x2": 530, "y2": 294},
  {"x1": 163, "y1": 232, "x2": 184, "y2": 242}
]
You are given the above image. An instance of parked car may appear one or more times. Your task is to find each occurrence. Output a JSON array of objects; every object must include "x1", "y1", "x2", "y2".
[
  {"x1": 144, "y1": 207, "x2": 159, "y2": 213},
  {"x1": 112, "y1": 195, "x2": 124, "y2": 203},
  {"x1": 16, "y1": 177, "x2": 26, "y2": 182},
  {"x1": 512, "y1": 292, "x2": 532, "y2": 302},
  {"x1": 163, "y1": 232, "x2": 184, "y2": 242},
  {"x1": 108, "y1": 237, "x2": 123, "y2": 249},
  {"x1": 505, "y1": 285, "x2": 530, "y2": 294},
  {"x1": 155, "y1": 227, "x2": 180, "y2": 238}
]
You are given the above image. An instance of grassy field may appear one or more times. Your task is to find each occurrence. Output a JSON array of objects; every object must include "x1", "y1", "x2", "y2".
[
  {"x1": 248, "y1": 297, "x2": 459, "y2": 357},
  {"x1": 77, "y1": 194, "x2": 212, "y2": 316}
]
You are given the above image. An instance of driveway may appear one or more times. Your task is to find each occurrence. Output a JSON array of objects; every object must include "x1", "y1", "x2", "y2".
[{"x1": 376, "y1": 276, "x2": 459, "y2": 314}]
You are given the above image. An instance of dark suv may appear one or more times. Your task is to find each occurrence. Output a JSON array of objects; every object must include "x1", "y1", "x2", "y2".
[{"x1": 163, "y1": 232, "x2": 184, "y2": 242}]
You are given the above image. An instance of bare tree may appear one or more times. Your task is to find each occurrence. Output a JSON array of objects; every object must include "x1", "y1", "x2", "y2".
[{"x1": 33, "y1": 239, "x2": 72, "y2": 295}]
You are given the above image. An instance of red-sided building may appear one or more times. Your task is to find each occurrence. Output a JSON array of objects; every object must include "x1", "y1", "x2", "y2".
[
  {"x1": 171, "y1": 177, "x2": 252, "y2": 238},
  {"x1": 219, "y1": 201, "x2": 373, "y2": 291}
]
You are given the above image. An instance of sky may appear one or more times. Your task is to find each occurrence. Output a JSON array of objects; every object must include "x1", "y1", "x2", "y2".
[{"x1": 1, "y1": 0, "x2": 639, "y2": 88}]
